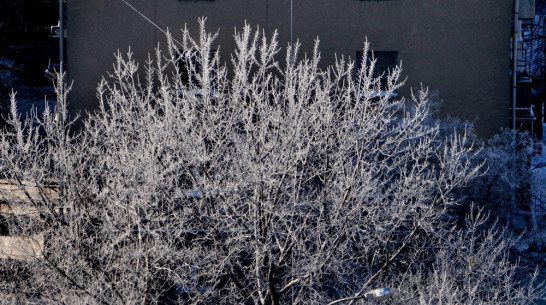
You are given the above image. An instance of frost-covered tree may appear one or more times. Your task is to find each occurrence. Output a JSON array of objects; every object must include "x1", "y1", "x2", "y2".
[
  {"x1": 468, "y1": 129, "x2": 535, "y2": 214},
  {"x1": 0, "y1": 20, "x2": 543, "y2": 304}
]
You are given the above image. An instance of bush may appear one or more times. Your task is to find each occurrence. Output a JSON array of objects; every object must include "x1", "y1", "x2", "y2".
[
  {"x1": 467, "y1": 129, "x2": 535, "y2": 224},
  {"x1": 0, "y1": 20, "x2": 543, "y2": 304}
]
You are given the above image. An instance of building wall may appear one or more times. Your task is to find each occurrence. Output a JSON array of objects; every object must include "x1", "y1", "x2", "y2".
[
  {"x1": 67, "y1": 0, "x2": 513, "y2": 138},
  {"x1": 0, "y1": 179, "x2": 57, "y2": 261}
]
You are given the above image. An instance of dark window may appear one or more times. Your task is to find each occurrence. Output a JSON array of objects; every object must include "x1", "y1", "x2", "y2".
[
  {"x1": 177, "y1": 50, "x2": 218, "y2": 89},
  {"x1": 355, "y1": 51, "x2": 399, "y2": 90}
]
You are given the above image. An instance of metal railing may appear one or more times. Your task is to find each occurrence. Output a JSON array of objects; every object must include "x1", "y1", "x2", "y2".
[{"x1": 532, "y1": 191, "x2": 546, "y2": 212}]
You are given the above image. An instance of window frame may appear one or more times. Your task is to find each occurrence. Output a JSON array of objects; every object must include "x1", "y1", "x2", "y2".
[{"x1": 355, "y1": 50, "x2": 399, "y2": 92}]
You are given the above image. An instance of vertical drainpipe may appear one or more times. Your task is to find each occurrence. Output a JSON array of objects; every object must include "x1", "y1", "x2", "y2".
[
  {"x1": 58, "y1": 0, "x2": 65, "y2": 204},
  {"x1": 513, "y1": 0, "x2": 520, "y2": 130},
  {"x1": 290, "y1": 0, "x2": 293, "y2": 47},
  {"x1": 58, "y1": 0, "x2": 64, "y2": 123},
  {"x1": 511, "y1": 0, "x2": 520, "y2": 216}
]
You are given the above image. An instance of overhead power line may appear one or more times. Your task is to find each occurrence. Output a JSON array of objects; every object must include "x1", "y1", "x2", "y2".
[{"x1": 119, "y1": 0, "x2": 183, "y2": 46}]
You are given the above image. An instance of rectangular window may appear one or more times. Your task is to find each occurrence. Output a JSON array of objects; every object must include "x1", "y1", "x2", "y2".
[
  {"x1": 355, "y1": 51, "x2": 398, "y2": 90},
  {"x1": 177, "y1": 49, "x2": 218, "y2": 96},
  {"x1": 177, "y1": 50, "x2": 217, "y2": 87}
]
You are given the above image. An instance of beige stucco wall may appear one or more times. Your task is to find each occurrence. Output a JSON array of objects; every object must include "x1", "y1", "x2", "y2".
[
  {"x1": 0, "y1": 235, "x2": 43, "y2": 261},
  {"x1": 67, "y1": 0, "x2": 513, "y2": 138}
]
